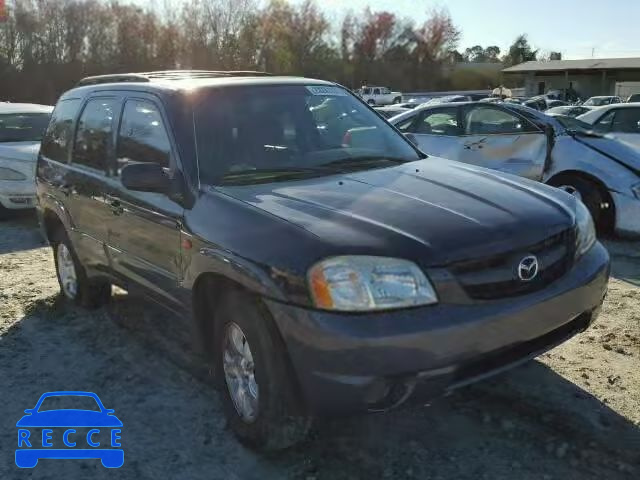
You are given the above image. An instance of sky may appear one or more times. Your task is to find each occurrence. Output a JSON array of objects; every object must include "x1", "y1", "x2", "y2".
[{"x1": 288, "y1": 0, "x2": 640, "y2": 60}]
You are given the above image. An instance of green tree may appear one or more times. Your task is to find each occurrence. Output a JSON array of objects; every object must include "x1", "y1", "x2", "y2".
[{"x1": 502, "y1": 34, "x2": 538, "y2": 67}]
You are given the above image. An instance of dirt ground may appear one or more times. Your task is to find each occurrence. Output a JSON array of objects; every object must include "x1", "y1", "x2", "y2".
[{"x1": 1, "y1": 213, "x2": 639, "y2": 480}]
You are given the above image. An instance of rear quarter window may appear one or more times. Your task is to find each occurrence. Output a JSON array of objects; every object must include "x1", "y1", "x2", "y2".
[{"x1": 41, "y1": 99, "x2": 81, "y2": 162}]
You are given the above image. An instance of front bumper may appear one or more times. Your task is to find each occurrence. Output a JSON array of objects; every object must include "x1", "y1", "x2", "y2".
[
  {"x1": 612, "y1": 191, "x2": 640, "y2": 238},
  {"x1": 266, "y1": 243, "x2": 610, "y2": 414},
  {"x1": 0, "y1": 180, "x2": 36, "y2": 210}
]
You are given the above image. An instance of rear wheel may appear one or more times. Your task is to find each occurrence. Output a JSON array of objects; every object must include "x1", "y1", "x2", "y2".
[
  {"x1": 393, "y1": 97, "x2": 401, "y2": 104},
  {"x1": 367, "y1": 99, "x2": 375, "y2": 106},
  {"x1": 52, "y1": 229, "x2": 111, "y2": 308},
  {"x1": 214, "y1": 289, "x2": 311, "y2": 450}
]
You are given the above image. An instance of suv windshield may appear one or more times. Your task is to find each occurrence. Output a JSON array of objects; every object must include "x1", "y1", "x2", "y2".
[
  {"x1": 194, "y1": 85, "x2": 421, "y2": 185},
  {"x1": 0, "y1": 113, "x2": 51, "y2": 142}
]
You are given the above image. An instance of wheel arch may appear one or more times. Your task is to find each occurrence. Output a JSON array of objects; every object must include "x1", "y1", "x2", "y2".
[
  {"x1": 546, "y1": 169, "x2": 616, "y2": 232},
  {"x1": 39, "y1": 194, "x2": 74, "y2": 243},
  {"x1": 191, "y1": 271, "x2": 288, "y2": 363}
]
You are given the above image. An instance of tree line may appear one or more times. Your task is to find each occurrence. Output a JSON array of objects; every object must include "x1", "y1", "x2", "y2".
[{"x1": 0, "y1": 0, "x2": 545, "y2": 104}]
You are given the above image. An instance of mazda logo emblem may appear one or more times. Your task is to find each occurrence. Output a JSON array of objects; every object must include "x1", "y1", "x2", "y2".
[{"x1": 518, "y1": 255, "x2": 539, "y2": 281}]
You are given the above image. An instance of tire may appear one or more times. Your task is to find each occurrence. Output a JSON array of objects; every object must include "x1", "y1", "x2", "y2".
[
  {"x1": 367, "y1": 99, "x2": 375, "y2": 106},
  {"x1": 549, "y1": 176, "x2": 607, "y2": 231},
  {"x1": 214, "y1": 289, "x2": 311, "y2": 450},
  {"x1": 393, "y1": 97, "x2": 401, "y2": 104},
  {"x1": 51, "y1": 228, "x2": 111, "y2": 309}
]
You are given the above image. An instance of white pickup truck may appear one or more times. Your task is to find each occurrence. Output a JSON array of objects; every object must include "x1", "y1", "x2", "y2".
[{"x1": 357, "y1": 86, "x2": 403, "y2": 106}]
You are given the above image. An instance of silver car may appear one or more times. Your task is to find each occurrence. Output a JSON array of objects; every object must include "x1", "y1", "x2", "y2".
[
  {"x1": 0, "y1": 103, "x2": 53, "y2": 217},
  {"x1": 390, "y1": 102, "x2": 640, "y2": 237},
  {"x1": 578, "y1": 103, "x2": 640, "y2": 150}
]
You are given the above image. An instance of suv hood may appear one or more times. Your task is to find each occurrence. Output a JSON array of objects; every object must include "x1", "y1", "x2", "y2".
[
  {"x1": 0, "y1": 141, "x2": 41, "y2": 162},
  {"x1": 221, "y1": 159, "x2": 575, "y2": 266}
]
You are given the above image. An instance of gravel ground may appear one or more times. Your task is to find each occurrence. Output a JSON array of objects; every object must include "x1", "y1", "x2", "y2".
[{"x1": 1, "y1": 214, "x2": 639, "y2": 479}]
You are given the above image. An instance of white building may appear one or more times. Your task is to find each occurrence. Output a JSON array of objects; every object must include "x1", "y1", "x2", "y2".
[{"x1": 502, "y1": 57, "x2": 640, "y2": 99}]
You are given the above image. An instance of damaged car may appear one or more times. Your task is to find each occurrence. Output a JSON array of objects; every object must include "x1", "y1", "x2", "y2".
[{"x1": 391, "y1": 101, "x2": 640, "y2": 237}]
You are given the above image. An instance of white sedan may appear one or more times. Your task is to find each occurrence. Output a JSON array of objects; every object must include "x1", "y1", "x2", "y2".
[
  {"x1": 0, "y1": 103, "x2": 53, "y2": 217},
  {"x1": 578, "y1": 104, "x2": 640, "y2": 149}
]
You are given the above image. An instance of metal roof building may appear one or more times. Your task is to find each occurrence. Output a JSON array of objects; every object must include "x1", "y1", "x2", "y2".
[{"x1": 502, "y1": 57, "x2": 640, "y2": 99}]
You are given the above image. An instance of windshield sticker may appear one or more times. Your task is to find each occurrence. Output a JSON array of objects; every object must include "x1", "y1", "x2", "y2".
[{"x1": 306, "y1": 85, "x2": 348, "y2": 96}]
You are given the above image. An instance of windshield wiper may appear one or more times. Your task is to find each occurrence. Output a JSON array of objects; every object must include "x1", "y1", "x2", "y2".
[
  {"x1": 219, "y1": 167, "x2": 329, "y2": 185},
  {"x1": 320, "y1": 156, "x2": 411, "y2": 171}
]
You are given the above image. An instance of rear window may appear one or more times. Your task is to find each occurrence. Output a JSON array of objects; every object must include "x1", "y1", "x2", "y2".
[
  {"x1": 0, "y1": 112, "x2": 51, "y2": 143},
  {"x1": 194, "y1": 85, "x2": 420, "y2": 185},
  {"x1": 41, "y1": 99, "x2": 80, "y2": 162}
]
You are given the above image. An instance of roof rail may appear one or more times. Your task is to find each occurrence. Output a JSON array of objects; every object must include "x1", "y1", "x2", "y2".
[
  {"x1": 76, "y1": 70, "x2": 272, "y2": 87},
  {"x1": 76, "y1": 74, "x2": 150, "y2": 87}
]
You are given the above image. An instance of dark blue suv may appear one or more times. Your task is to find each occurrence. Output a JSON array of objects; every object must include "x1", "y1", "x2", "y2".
[{"x1": 36, "y1": 71, "x2": 610, "y2": 450}]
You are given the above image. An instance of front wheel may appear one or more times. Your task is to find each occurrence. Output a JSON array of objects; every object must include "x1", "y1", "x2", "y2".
[
  {"x1": 367, "y1": 99, "x2": 375, "y2": 106},
  {"x1": 550, "y1": 176, "x2": 613, "y2": 234},
  {"x1": 214, "y1": 290, "x2": 311, "y2": 450},
  {"x1": 52, "y1": 229, "x2": 111, "y2": 308}
]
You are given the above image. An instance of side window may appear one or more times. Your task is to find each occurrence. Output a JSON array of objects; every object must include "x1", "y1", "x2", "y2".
[
  {"x1": 611, "y1": 109, "x2": 640, "y2": 133},
  {"x1": 413, "y1": 108, "x2": 460, "y2": 135},
  {"x1": 363, "y1": 88, "x2": 371, "y2": 95},
  {"x1": 41, "y1": 99, "x2": 81, "y2": 162},
  {"x1": 373, "y1": 88, "x2": 381, "y2": 95},
  {"x1": 73, "y1": 98, "x2": 117, "y2": 170},
  {"x1": 594, "y1": 111, "x2": 615, "y2": 132},
  {"x1": 395, "y1": 117, "x2": 417, "y2": 132},
  {"x1": 381, "y1": 87, "x2": 390, "y2": 95},
  {"x1": 464, "y1": 106, "x2": 536, "y2": 135},
  {"x1": 115, "y1": 99, "x2": 171, "y2": 176}
]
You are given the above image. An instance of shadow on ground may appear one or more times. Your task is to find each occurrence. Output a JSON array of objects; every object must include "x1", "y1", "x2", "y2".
[
  {"x1": 604, "y1": 239, "x2": 640, "y2": 287},
  {"x1": 0, "y1": 213, "x2": 45, "y2": 254}
]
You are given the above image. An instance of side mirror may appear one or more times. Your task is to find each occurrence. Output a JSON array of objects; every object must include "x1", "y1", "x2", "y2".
[
  {"x1": 121, "y1": 162, "x2": 170, "y2": 193},
  {"x1": 404, "y1": 132, "x2": 419, "y2": 146}
]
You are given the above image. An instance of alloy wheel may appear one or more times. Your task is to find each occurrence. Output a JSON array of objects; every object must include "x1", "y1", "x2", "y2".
[
  {"x1": 222, "y1": 322, "x2": 259, "y2": 422},
  {"x1": 56, "y1": 243, "x2": 77, "y2": 299}
]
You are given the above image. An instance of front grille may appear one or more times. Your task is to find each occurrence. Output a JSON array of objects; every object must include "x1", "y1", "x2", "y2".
[{"x1": 451, "y1": 228, "x2": 576, "y2": 300}]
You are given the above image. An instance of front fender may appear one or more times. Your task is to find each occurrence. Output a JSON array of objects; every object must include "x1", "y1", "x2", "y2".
[
  {"x1": 544, "y1": 136, "x2": 637, "y2": 194},
  {"x1": 182, "y1": 244, "x2": 289, "y2": 303}
]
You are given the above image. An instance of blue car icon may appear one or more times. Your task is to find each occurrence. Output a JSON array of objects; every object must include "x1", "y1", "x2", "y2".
[{"x1": 16, "y1": 391, "x2": 123, "y2": 468}]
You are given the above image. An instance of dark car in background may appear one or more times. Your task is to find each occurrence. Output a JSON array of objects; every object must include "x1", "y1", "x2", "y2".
[{"x1": 36, "y1": 71, "x2": 609, "y2": 450}]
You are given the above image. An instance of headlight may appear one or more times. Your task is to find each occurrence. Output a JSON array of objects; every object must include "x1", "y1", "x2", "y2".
[
  {"x1": 0, "y1": 167, "x2": 27, "y2": 181},
  {"x1": 632, "y1": 182, "x2": 640, "y2": 200},
  {"x1": 575, "y1": 200, "x2": 596, "y2": 257},
  {"x1": 308, "y1": 256, "x2": 438, "y2": 311}
]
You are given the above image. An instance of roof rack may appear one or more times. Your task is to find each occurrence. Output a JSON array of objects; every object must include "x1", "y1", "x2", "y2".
[{"x1": 76, "y1": 70, "x2": 272, "y2": 87}]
